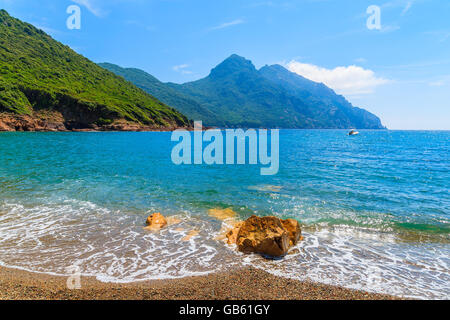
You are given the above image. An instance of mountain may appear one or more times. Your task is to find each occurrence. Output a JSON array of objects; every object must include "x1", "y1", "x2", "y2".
[
  {"x1": 102, "y1": 54, "x2": 385, "y2": 129},
  {"x1": 168, "y1": 55, "x2": 314, "y2": 128},
  {"x1": 258, "y1": 64, "x2": 384, "y2": 129},
  {"x1": 0, "y1": 10, "x2": 189, "y2": 131}
]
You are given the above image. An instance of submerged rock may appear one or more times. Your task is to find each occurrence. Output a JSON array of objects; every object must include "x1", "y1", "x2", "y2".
[
  {"x1": 248, "y1": 185, "x2": 283, "y2": 193},
  {"x1": 208, "y1": 208, "x2": 237, "y2": 221},
  {"x1": 182, "y1": 230, "x2": 199, "y2": 241},
  {"x1": 233, "y1": 215, "x2": 302, "y2": 257},
  {"x1": 166, "y1": 216, "x2": 182, "y2": 225},
  {"x1": 144, "y1": 212, "x2": 167, "y2": 231}
]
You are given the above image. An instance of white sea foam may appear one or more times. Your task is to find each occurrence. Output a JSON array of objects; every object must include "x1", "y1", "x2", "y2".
[
  {"x1": 0, "y1": 200, "x2": 239, "y2": 281},
  {"x1": 242, "y1": 229, "x2": 450, "y2": 299},
  {"x1": 0, "y1": 200, "x2": 449, "y2": 299}
]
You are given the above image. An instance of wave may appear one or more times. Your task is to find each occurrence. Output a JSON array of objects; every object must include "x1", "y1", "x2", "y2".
[{"x1": 0, "y1": 200, "x2": 449, "y2": 299}]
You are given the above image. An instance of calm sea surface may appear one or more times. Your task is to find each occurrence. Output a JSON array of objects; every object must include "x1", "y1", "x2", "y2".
[{"x1": 0, "y1": 130, "x2": 448, "y2": 299}]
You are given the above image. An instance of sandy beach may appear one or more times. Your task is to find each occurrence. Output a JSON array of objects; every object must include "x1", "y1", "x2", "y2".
[{"x1": 0, "y1": 265, "x2": 402, "y2": 300}]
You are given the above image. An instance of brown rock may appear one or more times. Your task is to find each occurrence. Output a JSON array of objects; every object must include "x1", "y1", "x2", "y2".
[
  {"x1": 232, "y1": 215, "x2": 303, "y2": 257},
  {"x1": 0, "y1": 111, "x2": 68, "y2": 132},
  {"x1": 225, "y1": 221, "x2": 244, "y2": 245},
  {"x1": 0, "y1": 111, "x2": 189, "y2": 132},
  {"x1": 144, "y1": 212, "x2": 167, "y2": 231},
  {"x1": 0, "y1": 120, "x2": 12, "y2": 131},
  {"x1": 236, "y1": 215, "x2": 290, "y2": 257},
  {"x1": 280, "y1": 218, "x2": 302, "y2": 246}
]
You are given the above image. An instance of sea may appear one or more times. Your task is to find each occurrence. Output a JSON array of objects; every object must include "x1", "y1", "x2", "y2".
[{"x1": 0, "y1": 130, "x2": 448, "y2": 299}]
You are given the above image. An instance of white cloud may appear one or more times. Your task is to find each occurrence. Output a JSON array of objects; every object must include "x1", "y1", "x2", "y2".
[
  {"x1": 428, "y1": 75, "x2": 450, "y2": 87},
  {"x1": 380, "y1": 25, "x2": 400, "y2": 33},
  {"x1": 71, "y1": 0, "x2": 104, "y2": 17},
  {"x1": 210, "y1": 19, "x2": 245, "y2": 31},
  {"x1": 401, "y1": 1, "x2": 413, "y2": 15},
  {"x1": 173, "y1": 64, "x2": 192, "y2": 75},
  {"x1": 429, "y1": 81, "x2": 445, "y2": 87},
  {"x1": 286, "y1": 61, "x2": 389, "y2": 95},
  {"x1": 423, "y1": 30, "x2": 450, "y2": 43}
]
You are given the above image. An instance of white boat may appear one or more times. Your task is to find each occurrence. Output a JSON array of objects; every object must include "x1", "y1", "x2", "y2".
[{"x1": 348, "y1": 129, "x2": 359, "y2": 136}]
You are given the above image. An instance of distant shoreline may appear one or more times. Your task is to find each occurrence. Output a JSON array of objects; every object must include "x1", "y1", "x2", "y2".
[
  {"x1": 0, "y1": 111, "x2": 391, "y2": 132},
  {"x1": 0, "y1": 112, "x2": 193, "y2": 132},
  {"x1": 0, "y1": 265, "x2": 402, "y2": 300}
]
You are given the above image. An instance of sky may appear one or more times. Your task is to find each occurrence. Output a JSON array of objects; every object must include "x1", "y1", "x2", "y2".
[{"x1": 0, "y1": 0, "x2": 449, "y2": 130}]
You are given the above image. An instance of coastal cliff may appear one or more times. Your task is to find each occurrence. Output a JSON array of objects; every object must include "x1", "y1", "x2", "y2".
[{"x1": 0, "y1": 10, "x2": 190, "y2": 131}]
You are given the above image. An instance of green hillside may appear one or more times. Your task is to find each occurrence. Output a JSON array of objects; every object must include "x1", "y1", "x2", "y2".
[
  {"x1": 0, "y1": 10, "x2": 189, "y2": 129},
  {"x1": 99, "y1": 63, "x2": 221, "y2": 126}
]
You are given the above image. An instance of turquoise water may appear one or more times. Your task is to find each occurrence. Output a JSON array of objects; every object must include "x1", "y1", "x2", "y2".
[{"x1": 0, "y1": 130, "x2": 449, "y2": 298}]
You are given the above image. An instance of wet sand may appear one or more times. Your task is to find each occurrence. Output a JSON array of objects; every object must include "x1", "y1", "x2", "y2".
[{"x1": 0, "y1": 265, "x2": 402, "y2": 300}]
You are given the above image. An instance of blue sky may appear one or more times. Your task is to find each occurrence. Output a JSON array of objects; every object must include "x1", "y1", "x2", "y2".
[{"x1": 1, "y1": 0, "x2": 449, "y2": 130}]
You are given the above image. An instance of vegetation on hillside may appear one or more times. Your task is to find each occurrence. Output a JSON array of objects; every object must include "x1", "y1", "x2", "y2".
[
  {"x1": 99, "y1": 63, "x2": 220, "y2": 125},
  {"x1": 0, "y1": 10, "x2": 189, "y2": 128}
]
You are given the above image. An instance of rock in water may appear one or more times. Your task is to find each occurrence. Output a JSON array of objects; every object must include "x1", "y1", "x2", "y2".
[
  {"x1": 166, "y1": 216, "x2": 182, "y2": 225},
  {"x1": 145, "y1": 212, "x2": 167, "y2": 231},
  {"x1": 280, "y1": 218, "x2": 302, "y2": 246},
  {"x1": 182, "y1": 230, "x2": 199, "y2": 241},
  {"x1": 236, "y1": 216, "x2": 290, "y2": 257},
  {"x1": 225, "y1": 221, "x2": 244, "y2": 245}
]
